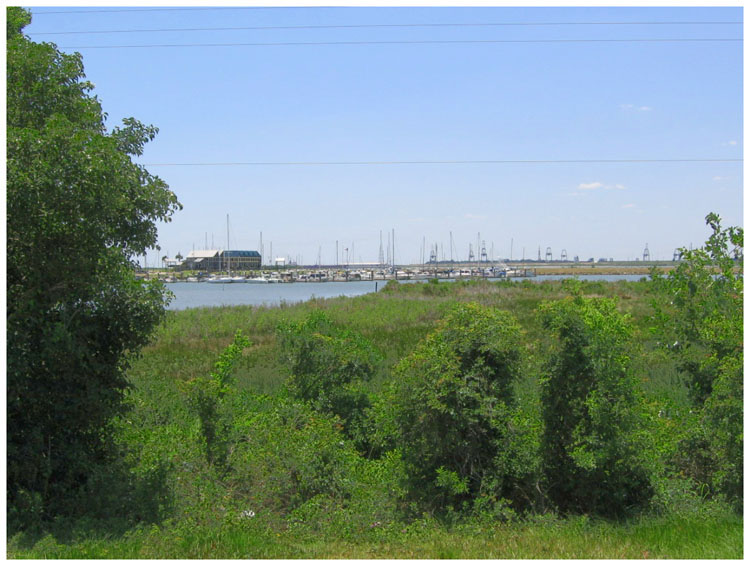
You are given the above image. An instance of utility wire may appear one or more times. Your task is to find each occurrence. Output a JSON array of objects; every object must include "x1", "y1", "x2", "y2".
[
  {"x1": 30, "y1": 21, "x2": 744, "y2": 35},
  {"x1": 30, "y1": 7, "x2": 284, "y2": 15},
  {"x1": 141, "y1": 158, "x2": 742, "y2": 167},
  {"x1": 62, "y1": 38, "x2": 742, "y2": 49}
]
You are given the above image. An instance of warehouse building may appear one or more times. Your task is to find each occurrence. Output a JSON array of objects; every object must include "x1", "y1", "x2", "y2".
[
  {"x1": 222, "y1": 250, "x2": 262, "y2": 270},
  {"x1": 182, "y1": 249, "x2": 221, "y2": 272},
  {"x1": 181, "y1": 249, "x2": 261, "y2": 272}
]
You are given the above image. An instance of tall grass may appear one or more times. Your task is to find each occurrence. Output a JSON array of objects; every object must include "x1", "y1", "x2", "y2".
[{"x1": 8, "y1": 509, "x2": 741, "y2": 559}]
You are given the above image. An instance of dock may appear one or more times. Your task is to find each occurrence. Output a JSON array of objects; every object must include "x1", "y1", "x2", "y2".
[{"x1": 149, "y1": 263, "x2": 537, "y2": 283}]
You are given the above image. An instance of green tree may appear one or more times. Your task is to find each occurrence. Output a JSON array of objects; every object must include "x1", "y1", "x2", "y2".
[
  {"x1": 385, "y1": 303, "x2": 534, "y2": 513},
  {"x1": 650, "y1": 213, "x2": 743, "y2": 509},
  {"x1": 539, "y1": 294, "x2": 652, "y2": 517},
  {"x1": 7, "y1": 7, "x2": 181, "y2": 528}
]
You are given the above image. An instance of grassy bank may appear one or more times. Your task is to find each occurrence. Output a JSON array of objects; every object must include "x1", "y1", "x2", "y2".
[
  {"x1": 7, "y1": 278, "x2": 742, "y2": 559},
  {"x1": 8, "y1": 509, "x2": 741, "y2": 559},
  {"x1": 532, "y1": 265, "x2": 666, "y2": 275}
]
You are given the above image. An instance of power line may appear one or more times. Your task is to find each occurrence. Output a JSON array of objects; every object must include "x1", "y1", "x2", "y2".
[
  {"x1": 30, "y1": 20, "x2": 744, "y2": 35},
  {"x1": 141, "y1": 158, "x2": 742, "y2": 167},
  {"x1": 30, "y1": 7, "x2": 284, "y2": 15},
  {"x1": 62, "y1": 38, "x2": 743, "y2": 49}
]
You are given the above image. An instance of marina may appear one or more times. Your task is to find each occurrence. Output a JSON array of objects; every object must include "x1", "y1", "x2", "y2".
[
  {"x1": 164, "y1": 273, "x2": 648, "y2": 310},
  {"x1": 153, "y1": 263, "x2": 538, "y2": 285},
  {"x1": 151, "y1": 260, "x2": 669, "y2": 285}
]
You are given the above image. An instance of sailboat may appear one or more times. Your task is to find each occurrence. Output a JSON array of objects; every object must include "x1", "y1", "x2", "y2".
[{"x1": 207, "y1": 275, "x2": 232, "y2": 283}]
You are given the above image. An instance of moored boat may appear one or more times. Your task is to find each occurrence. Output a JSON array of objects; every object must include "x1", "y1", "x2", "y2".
[{"x1": 246, "y1": 276, "x2": 270, "y2": 283}]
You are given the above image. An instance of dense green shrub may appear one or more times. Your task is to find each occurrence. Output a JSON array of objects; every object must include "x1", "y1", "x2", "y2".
[
  {"x1": 383, "y1": 302, "x2": 535, "y2": 514},
  {"x1": 419, "y1": 279, "x2": 453, "y2": 296},
  {"x1": 539, "y1": 294, "x2": 653, "y2": 517},
  {"x1": 227, "y1": 396, "x2": 356, "y2": 512},
  {"x1": 182, "y1": 330, "x2": 250, "y2": 469},
  {"x1": 650, "y1": 213, "x2": 742, "y2": 405},
  {"x1": 702, "y1": 355, "x2": 743, "y2": 506},
  {"x1": 226, "y1": 394, "x2": 405, "y2": 530},
  {"x1": 650, "y1": 213, "x2": 743, "y2": 510},
  {"x1": 277, "y1": 311, "x2": 381, "y2": 445}
]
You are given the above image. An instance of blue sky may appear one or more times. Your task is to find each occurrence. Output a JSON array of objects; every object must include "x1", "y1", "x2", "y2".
[{"x1": 23, "y1": 5, "x2": 743, "y2": 265}]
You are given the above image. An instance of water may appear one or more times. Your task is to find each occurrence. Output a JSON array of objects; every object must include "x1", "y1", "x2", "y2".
[
  {"x1": 165, "y1": 280, "x2": 384, "y2": 310},
  {"x1": 165, "y1": 273, "x2": 649, "y2": 310}
]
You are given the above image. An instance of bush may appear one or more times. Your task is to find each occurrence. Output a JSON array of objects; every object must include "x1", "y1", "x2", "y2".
[
  {"x1": 182, "y1": 330, "x2": 250, "y2": 469},
  {"x1": 277, "y1": 311, "x2": 381, "y2": 446},
  {"x1": 650, "y1": 213, "x2": 742, "y2": 405},
  {"x1": 702, "y1": 353, "x2": 743, "y2": 509},
  {"x1": 650, "y1": 213, "x2": 743, "y2": 510},
  {"x1": 383, "y1": 302, "x2": 534, "y2": 513},
  {"x1": 226, "y1": 394, "x2": 405, "y2": 532},
  {"x1": 539, "y1": 294, "x2": 653, "y2": 517}
]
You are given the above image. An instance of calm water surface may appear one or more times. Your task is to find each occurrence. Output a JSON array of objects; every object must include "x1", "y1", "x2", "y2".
[
  {"x1": 166, "y1": 280, "x2": 383, "y2": 310},
  {"x1": 166, "y1": 274, "x2": 647, "y2": 310}
]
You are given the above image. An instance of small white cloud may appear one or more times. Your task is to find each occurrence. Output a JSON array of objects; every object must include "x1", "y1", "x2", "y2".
[
  {"x1": 622, "y1": 204, "x2": 636, "y2": 208},
  {"x1": 638, "y1": 106, "x2": 652, "y2": 111},
  {"x1": 713, "y1": 176, "x2": 727, "y2": 181},
  {"x1": 620, "y1": 104, "x2": 652, "y2": 112},
  {"x1": 579, "y1": 182, "x2": 603, "y2": 190},
  {"x1": 578, "y1": 181, "x2": 626, "y2": 191}
]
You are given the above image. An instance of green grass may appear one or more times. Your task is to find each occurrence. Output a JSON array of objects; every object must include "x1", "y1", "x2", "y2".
[{"x1": 8, "y1": 510, "x2": 741, "y2": 559}]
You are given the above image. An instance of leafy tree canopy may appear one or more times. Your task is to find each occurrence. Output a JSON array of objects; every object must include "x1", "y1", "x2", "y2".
[{"x1": 6, "y1": 7, "x2": 181, "y2": 529}]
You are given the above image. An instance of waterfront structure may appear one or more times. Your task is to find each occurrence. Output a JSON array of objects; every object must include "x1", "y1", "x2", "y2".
[
  {"x1": 181, "y1": 249, "x2": 261, "y2": 272},
  {"x1": 223, "y1": 250, "x2": 262, "y2": 270},
  {"x1": 183, "y1": 249, "x2": 222, "y2": 271}
]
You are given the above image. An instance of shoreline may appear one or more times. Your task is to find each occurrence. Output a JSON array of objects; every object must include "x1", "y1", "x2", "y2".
[{"x1": 529, "y1": 265, "x2": 669, "y2": 276}]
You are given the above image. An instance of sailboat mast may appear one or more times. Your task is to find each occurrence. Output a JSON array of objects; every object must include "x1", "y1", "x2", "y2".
[{"x1": 391, "y1": 228, "x2": 396, "y2": 269}]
